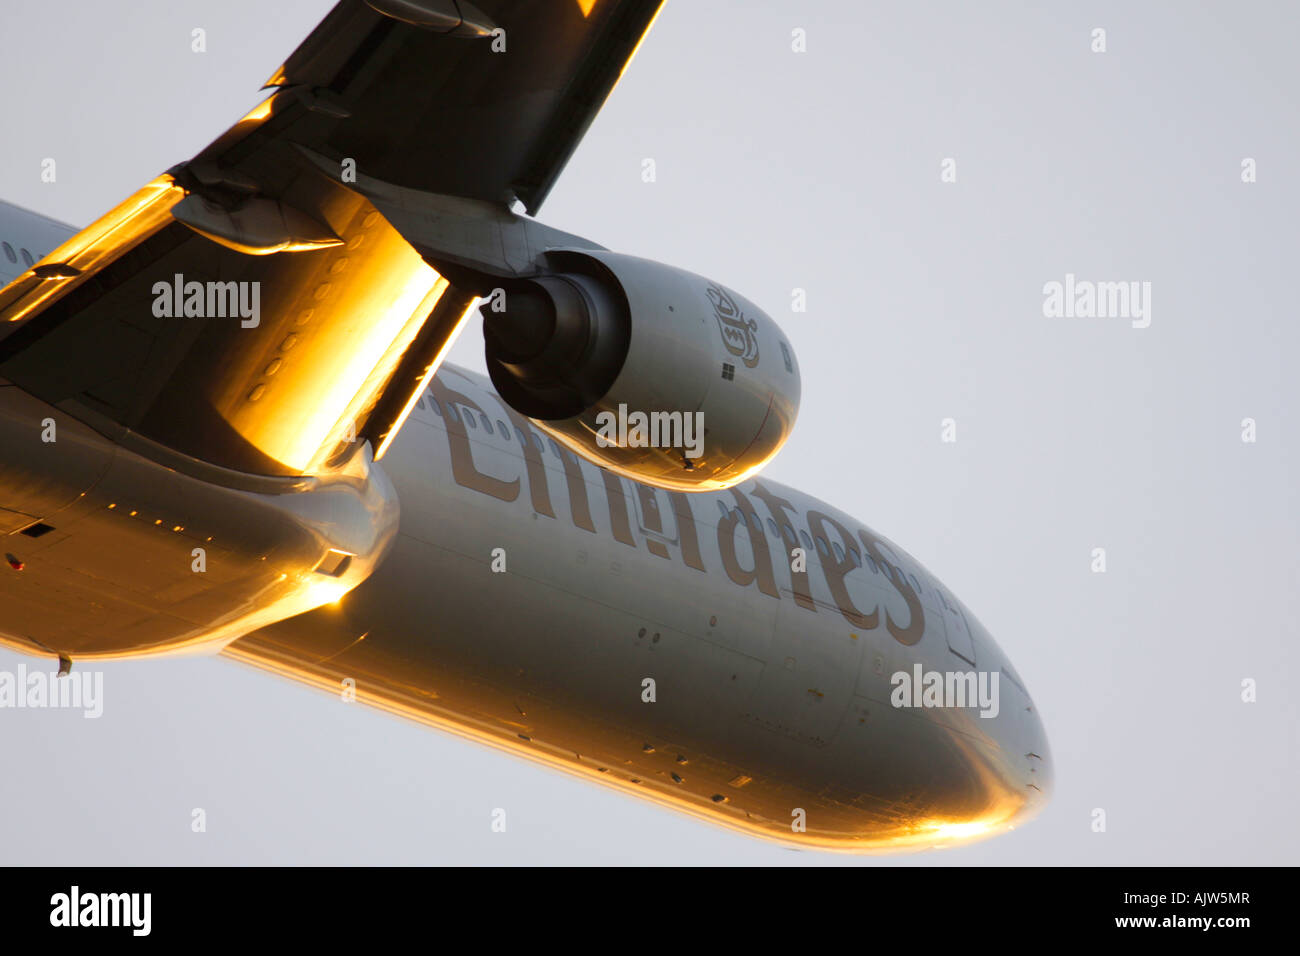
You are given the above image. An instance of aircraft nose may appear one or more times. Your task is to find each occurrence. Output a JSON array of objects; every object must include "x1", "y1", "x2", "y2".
[
  {"x1": 937, "y1": 679, "x2": 1052, "y2": 846},
  {"x1": 956, "y1": 614, "x2": 1052, "y2": 828},
  {"x1": 997, "y1": 670, "x2": 1052, "y2": 829},
  {"x1": 1021, "y1": 706, "x2": 1052, "y2": 805}
]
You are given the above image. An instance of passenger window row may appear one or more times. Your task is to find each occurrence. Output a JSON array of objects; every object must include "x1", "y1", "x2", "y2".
[
  {"x1": 416, "y1": 388, "x2": 930, "y2": 598},
  {"x1": 420, "y1": 390, "x2": 564, "y2": 455},
  {"x1": 714, "y1": 498, "x2": 925, "y2": 592},
  {"x1": 420, "y1": 388, "x2": 607, "y2": 479},
  {"x1": 1, "y1": 241, "x2": 36, "y2": 268}
]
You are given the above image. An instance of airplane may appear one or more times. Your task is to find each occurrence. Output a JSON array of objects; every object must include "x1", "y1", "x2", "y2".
[{"x1": 0, "y1": 0, "x2": 1050, "y2": 851}]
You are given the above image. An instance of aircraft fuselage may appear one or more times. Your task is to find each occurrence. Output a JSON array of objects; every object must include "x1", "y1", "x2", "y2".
[{"x1": 0, "y1": 200, "x2": 1051, "y2": 850}]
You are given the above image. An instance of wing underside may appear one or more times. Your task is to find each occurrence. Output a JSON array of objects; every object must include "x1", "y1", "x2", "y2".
[{"x1": 0, "y1": 0, "x2": 663, "y2": 478}]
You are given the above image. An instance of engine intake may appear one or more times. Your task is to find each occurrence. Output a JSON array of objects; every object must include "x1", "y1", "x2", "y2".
[{"x1": 483, "y1": 250, "x2": 799, "y2": 491}]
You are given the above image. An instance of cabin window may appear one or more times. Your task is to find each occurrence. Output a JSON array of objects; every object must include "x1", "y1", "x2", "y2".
[
  {"x1": 19, "y1": 249, "x2": 33, "y2": 266},
  {"x1": 415, "y1": 396, "x2": 426, "y2": 411},
  {"x1": 909, "y1": 572, "x2": 923, "y2": 594},
  {"x1": 832, "y1": 541, "x2": 845, "y2": 563},
  {"x1": 716, "y1": 500, "x2": 729, "y2": 522},
  {"x1": 480, "y1": 413, "x2": 493, "y2": 434},
  {"x1": 496, "y1": 420, "x2": 510, "y2": 440},
  {"x1": 445, "y1": 403, "x2": 460, "y2": 424},
  {"x1": 1, "y1": 242, "x2": 14, "y2": 263},
  {"x1": 428, "y1": 395, "x2": 442, "y2": 417},
  {"x1": 463, "y1": 408, "x2": 477, "y2": 428},
  {"x1": 766, "y1": 517, "x2": 780, "y2": 537},
  {"x1": 799, "y1": 529, "x2": 813, "y2": 550},
  {"x1": 815, "y1": 536, "x2": 829, "y2": 558}
]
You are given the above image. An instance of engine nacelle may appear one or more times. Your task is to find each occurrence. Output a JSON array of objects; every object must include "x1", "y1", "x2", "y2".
[{"x1": 483, "y1": 250, "x2": 800, "y2": 491}]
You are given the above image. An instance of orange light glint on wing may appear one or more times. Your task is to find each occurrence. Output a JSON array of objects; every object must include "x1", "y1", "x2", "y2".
[
  {"x1": 0, "y1": 175, "x2": 183, "y2": 325},
  {"x1": 617, "y1": 2, "x2": 665, "y2": 82},
  {"x1": 373, "y1": 295, "x2": 480, "y2": 461}
]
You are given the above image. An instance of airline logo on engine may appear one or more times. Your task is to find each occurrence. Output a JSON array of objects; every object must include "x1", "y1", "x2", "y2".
[{"x1": 708, "y1": 283, "x2": 760, "y2": 368}]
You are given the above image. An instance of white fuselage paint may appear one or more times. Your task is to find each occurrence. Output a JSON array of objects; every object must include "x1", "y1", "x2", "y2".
[
  {"x1": 0, "y1": 201, "x2": 1051, "y2": 850},
  {"x1": 229, "y1": 362, "x2": 1052, "y2": 849}
]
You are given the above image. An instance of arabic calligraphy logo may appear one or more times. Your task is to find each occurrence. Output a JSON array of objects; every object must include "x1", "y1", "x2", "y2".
[{"x1": 707, "y1": 283, "x2": 759, "y2": 369}]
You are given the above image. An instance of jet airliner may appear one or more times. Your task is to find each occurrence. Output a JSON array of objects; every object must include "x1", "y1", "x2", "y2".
[{"x1": 0, "y1": 0, "x2": 1050, "y2": 850}]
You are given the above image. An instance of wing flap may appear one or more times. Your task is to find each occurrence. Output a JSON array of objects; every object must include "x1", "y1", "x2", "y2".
[{"x1": 257, "y1": 0, "x2": 663, "y2": 213}]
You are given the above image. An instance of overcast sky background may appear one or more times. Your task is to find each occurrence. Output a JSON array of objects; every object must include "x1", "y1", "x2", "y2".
[{"x1": 1, "y1": 0, "x2": 1296, "y2": 865}]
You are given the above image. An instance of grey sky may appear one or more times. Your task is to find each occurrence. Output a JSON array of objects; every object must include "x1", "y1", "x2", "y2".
[{"x1": 0, "y1": 0, "x2": 1295, "y2": 864}]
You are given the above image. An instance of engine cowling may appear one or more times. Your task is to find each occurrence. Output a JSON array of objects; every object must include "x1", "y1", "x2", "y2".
[{"x1": 483, "y1": 250, "x2": 800, "y2": 491}]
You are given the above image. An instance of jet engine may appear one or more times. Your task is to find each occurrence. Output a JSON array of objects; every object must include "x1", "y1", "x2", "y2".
[{"x1": 482, "y1": 250, "x2": 800, "y2": 491}]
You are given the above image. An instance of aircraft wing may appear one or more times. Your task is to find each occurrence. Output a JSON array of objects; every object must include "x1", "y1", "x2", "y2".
[{"x1": 0, "y1": 0, "x2": 663, "y2": 478}]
